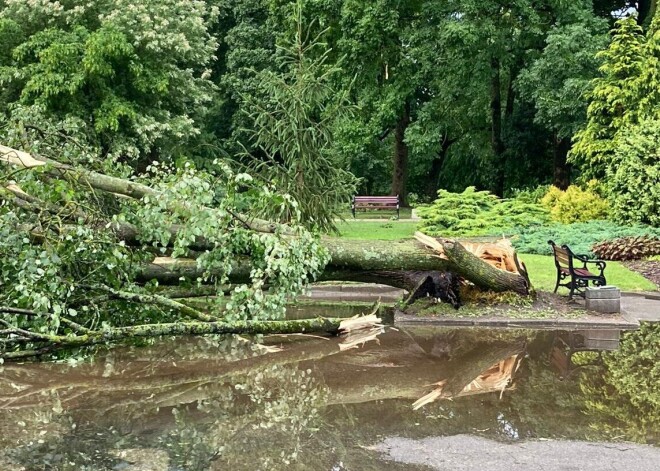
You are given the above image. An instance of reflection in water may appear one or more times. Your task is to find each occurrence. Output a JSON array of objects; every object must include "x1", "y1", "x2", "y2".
[{"x1": 0, "y1": 325, "x2": 656, "y2": 470}]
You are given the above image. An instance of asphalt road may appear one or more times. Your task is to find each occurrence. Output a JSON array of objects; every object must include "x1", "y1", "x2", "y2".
[{"x1": 373, "y1": 435, "x2": 660, "y2": 471}]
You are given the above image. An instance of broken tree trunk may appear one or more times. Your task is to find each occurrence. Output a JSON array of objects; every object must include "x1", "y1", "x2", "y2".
[
  {"x1": 137, "y1": 235, "x2": 530, "y2": 295},
  {"x1": 1, "y1": 144, "x2": 531, "y2": 296},
  {"x1": 0, "y1": 307, "x2": 382, "y2": 360},
  {"x1": 0, "y1": 144, "x2": 286, "y2": 235}
]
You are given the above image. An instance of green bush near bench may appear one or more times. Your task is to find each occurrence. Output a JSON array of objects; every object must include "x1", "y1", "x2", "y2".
[{"x1": 513, "y1": 221, "x2": 660, "y2": 257}]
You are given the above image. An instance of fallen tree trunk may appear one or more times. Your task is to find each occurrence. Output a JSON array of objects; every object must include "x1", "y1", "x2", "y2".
[
  {"x1": 0, "y1": 144, "x2": 287, "y2": 235},
  {"x1": 0, "y1": 315, "x2": 347, "y2": 360},
  {"x1": 139, "y1": 237, "x2": 530, "y2": 295},
  {"x1": 1, "y1": 143, "x2": 530, "y2": 295}
]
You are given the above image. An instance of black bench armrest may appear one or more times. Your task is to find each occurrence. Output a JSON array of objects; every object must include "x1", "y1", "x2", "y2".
[{"x1": 578, "y1": 256, "x2": 606, "y2": 275}]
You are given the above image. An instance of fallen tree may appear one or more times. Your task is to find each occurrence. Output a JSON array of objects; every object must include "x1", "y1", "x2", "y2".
[{"x1": 0, "y1": 143, "x2": 531, "y2": 360}]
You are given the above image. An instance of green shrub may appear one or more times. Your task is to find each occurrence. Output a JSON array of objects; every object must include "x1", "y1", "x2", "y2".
[
  {"x1": 418, "y1": 187, "x2": 550, "y2": 237},
  {"x1": 508, "y1": 185, "x2": 550, "y2": 204},
  {"x1": 513, "y1": 221, "x2": 660, "y2": 256},
  {"x1": 610, "y1": 119, "x2": 660, "y2": 227},
  {"x1": 541, "y1": 183, "x2": 610, "y2": 223}
]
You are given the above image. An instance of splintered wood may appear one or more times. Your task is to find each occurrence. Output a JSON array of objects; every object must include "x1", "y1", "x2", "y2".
[
  {"x1": 0, "y1": 145, "x2": 46, "y2": 168},
  {"x1": 338, "y1": 314, "x2": 384, "y2": 351},
  {"x1": 412, "y1": 353, "x2": 522, "y2": 410},
  {"x1": 413, "y1": 232, "x2": 449, "y2": 260},
  {"x1": 461, "y1": 239, "x2": 521, "y2": 274},
  {"x1": 414, "y1": 232, "x2": 523, "y2": 275}
]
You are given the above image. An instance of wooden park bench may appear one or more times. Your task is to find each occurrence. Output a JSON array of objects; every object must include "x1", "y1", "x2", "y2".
[
  {"x1": 352, "y1": 195, "x2": 400, "y2": 219},
  {"x1": 548, "y1": 240, "x2": 607, "y2": 298}
]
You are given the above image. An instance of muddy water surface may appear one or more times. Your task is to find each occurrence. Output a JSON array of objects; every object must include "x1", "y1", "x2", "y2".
[{"x1": 0, "y1": 326, "x2": 657, "y2": 470}]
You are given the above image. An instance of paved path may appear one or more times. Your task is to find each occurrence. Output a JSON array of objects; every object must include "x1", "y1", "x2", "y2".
[
  {"x1": 304, "y1": 285, "x2": 660, "y2": 327},
  {"x1": 621, "y1": 292, "x2": 660, "y2": 323},
  {"x1": 373, "y1": 435, "x2": 660, "y2": 471},
  {"x1": 301, "y1": 284, "x2": 405, "y2": 303}
]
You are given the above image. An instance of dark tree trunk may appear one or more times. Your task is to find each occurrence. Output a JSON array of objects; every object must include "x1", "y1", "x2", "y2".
[
  {"x1": 638, "y1": 0, "x2": 657, "y2": 28},
  {"x1": 424, "y1": 136, "x2": 455, "y2": 200},
  {"x1": 391, "y1": 101, "x2": 411, "y2": 206},
  {"x1": 491, "y1": 58, "x2": 506, "y2": 197},
  {"x1": 553, "y1": 136, "x2": 572, "y2": 190}
]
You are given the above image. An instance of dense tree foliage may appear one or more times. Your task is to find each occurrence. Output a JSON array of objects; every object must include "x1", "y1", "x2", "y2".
[
  {"x1": 240, "y1": 3, "x2": 358, "y2": 231},
  {"x1": 571, "y1": 16, "x2": 660, "y2": 226},
  {"x1": 3, "y1": 0, "x2": 654, "y2": 210},
  {"x1": 0, "y1": 0, "x2": 219, "y2": 164},
  {"x1": 1, "y1": 1, "x2": 658, "y2": 355}
]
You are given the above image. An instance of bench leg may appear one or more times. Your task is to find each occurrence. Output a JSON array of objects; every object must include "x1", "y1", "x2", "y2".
[
  {"x1": 568, "y1": 276, "x2": 577, "y2": 299},
  {"x1": 553, "y1": 272, "x2": 561, "y2": 294}
]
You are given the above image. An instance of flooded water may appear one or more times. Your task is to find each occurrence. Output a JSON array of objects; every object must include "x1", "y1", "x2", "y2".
[{"x1": 0, "y1": 325, "x2": 658, "y2": 470}]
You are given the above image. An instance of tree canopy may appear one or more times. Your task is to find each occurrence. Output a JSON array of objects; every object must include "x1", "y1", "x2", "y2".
[{"x1": 2, "y1": 0, "x2": 655, "y2": 206}]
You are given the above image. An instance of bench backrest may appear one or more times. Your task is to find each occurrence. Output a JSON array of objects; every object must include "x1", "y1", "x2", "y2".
[
  {"x1": 548, "y1": 240, "x2": 574, "y2": 269},
  {"x1": 353, "y1": 196, "x2": 399, "y2": 205}
]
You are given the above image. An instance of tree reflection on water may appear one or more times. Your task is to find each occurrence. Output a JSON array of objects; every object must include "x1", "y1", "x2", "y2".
[{"x1": 0, "y1": 325, "x2": 657, "y2": 470}]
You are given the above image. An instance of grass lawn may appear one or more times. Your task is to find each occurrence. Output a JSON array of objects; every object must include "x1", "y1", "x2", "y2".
[
  {"x1": 332, "y1": 220, "x2": 656, "y2": 292},
  {"x1": 521, "y1": 253, "x2": 657, "y2": 292},
  {"x1": 335, "y1": 219, "x2": 418, "y2": 240}
]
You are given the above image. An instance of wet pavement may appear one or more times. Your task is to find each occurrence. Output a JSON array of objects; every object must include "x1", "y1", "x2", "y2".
[
  {"x1": 621, "y1": 292, "x2": 660, "y2": 323},
  {"x1": 374, "y1": 435, "x2": 660, "y2": 471},
  {"x1": 302, "y1": 283, "x2": 660, "y2": 328}
]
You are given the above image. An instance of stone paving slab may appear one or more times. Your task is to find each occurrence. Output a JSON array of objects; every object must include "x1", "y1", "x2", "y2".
[
  {"x1": 304, "y1": 284, "x2": 406, "y2": 303},
  {"x1": 621, "y1": 292, "x2": 660, "y2": 323},
  {"x1": 312, "y1": 284, "x2": 405, "y2": 294},
  {"x1": 299, "y1": 292, "x2": 402, "y2": 303}
]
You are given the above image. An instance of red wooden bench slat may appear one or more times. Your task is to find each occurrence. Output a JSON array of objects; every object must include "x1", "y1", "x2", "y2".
[
  {"x1": 352, "y1": 195, "x2": 400, "y2": 218},
  {"x1": 354, "y1": 197, "x2": 398, "y2": 202}
]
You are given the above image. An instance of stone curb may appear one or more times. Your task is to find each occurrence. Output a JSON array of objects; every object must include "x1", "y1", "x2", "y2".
[
  {"x1": 622, "y1": 291, "x2": 660, "y2": 300},
  {"x1": 312, "y1": 284, "x2": 406, "y2": 295},
  {"x1": 299, "y1": 294, "x2": 402, "y2": 303},
  {"x1": 394, "y1": 314, "x2": 639, "y2": 330}
]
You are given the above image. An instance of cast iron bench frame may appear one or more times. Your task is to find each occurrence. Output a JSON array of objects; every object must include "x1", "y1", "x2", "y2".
[
  {"x1": 352, "y1": 195, "x2": 400, "y2": 219},
  {"x1": 548, "y1": 240, "x2": 607, "y2": 299}
]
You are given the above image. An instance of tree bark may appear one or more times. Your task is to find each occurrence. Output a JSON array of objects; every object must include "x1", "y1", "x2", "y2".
[
  {"x1": 638, "y1": 0, "x2": 657, "y2": 28},
  {"x1": 0, "y1": 318, "x2": 347, "y2": 358},
  {"x1": 18, "y1": 216, "x2": 531, "y2": 295},
  {"x1": 553, "y1": 135, "x2": 571, "y2": 190},
  {"x1": 2, "y1": 144, "x2": 531, "y2": 295},
  {"x1": 424, "y1": 136, "x2": 455, "y2": 200},
  {"x1": 0, "y1": 144, "x2": 286, "y2": 235},
  {"x1": 139, "y1": 238, "x2": 530, "y2": 295},
  {"x1": 391, "y1": 101, "x2": 411, "y2": 206}
]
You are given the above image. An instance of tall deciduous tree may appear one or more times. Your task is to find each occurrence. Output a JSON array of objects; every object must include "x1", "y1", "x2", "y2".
[
  {"x1": 0, "y1": 0, "x2": 219, "y2": 165},
  {"x1": 517, "y1": 13, "x2": 609, "y2": 189}
]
